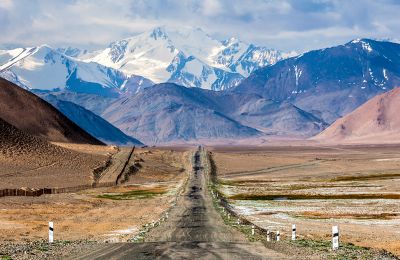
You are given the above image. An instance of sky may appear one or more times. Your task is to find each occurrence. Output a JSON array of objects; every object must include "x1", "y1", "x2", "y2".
[{"x1": 0, "y1": 0, "x2": 399, "y2": 53}]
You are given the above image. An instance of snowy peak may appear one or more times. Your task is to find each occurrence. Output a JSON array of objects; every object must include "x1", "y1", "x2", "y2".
[
  {"x1": 149, "y1": 26, "x2": 169, "y2": 41},
  {"x1": 0, "y1": 45, "x2": 127, "y2": 96},
  {"x1": 85, "y1": 25, "x2": 289, "y2": 90},
  {"x1": 1, "y1": 26, "x2": 293, "y2": 92}
]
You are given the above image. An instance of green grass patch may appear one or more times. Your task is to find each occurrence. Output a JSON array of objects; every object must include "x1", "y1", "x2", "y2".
[
  {"x1": 97, "y1": 189, "x2": 166, "y2": 200},
  {"x1": 1, "y1": 256, "x2": 12, "y2": 260}
]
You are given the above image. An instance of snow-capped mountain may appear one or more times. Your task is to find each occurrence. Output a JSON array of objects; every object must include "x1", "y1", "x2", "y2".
[
  {"x1": 0, "y1": 45, "x2": 125, "y2": 95},
  {"x1": 235, "y1": 38, "x2": 400, "y2": 124},
  {"x1": 84, "y1": 26, "x2": 291, "y2": 90},
  {"x1": 0, "y1": 26, "x2": 290, "y2": 93},
  {"x1": 213, "y1": 37, "x2": 294, "y2": 77},
  {"x1": 0, "y1": 45, "x2": 132, "y2": 97}
]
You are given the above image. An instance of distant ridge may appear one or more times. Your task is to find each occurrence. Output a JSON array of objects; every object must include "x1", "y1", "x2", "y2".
[
  {"x1": 0, "y1": 77, "x2": 104, "y2": 145},
  {"x1": 102, "y1": 83, "x2": 326, "y2": 144},
  {"x1": 39, "y1": 93, "x2": 143, "y2": 146}
]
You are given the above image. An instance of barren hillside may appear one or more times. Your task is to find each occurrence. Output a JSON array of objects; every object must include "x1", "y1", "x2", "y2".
[
  {"x1": 0, "y1": 77, "x2": 103, "y2": 144},
  {"x1": 0, "y1": 117, "x2": 107, "y2": 188},
  {"x1": 314, "y1": 87, "x2": 400, "y2": 143}
]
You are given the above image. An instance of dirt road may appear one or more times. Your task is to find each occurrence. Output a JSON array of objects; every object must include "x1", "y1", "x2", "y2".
[{"x1": 72, "y1": 147, "x2": 288, "y2": 259}]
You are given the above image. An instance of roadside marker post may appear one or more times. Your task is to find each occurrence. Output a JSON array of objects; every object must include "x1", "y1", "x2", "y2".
[
  {"x1": 251, "y1": 225, "x2": 255, "y2": 236},
  {"x1": 49, "y1": 222, "x2": 54, "y2": 243},
  {"x1": 227, "y1": 214, "x2": 230, "y2": 220},
  {"x1": 237, "y1": 218, "x2": 240, "y2": 225},
  {"x1": 276, "y1": 231, "x2": 280, "y2": 241},
  {"x1": 332, "y1": 226, "x2": 339, "y2": 250},
  {"x1": 267, "y1": 230, "x2": 271, "y2": 242},
  {"x1": 292, "y1": 224, "x2": 296, "y2": 241}
]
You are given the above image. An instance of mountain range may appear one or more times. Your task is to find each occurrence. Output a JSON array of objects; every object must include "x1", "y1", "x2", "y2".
[
  {"x1": 235, "y1": 39, "x2": 400, "y2": 124},
  {"x1": 101, "y1": 83, "x2": 326, "y2": 144},
  {"x1": 0, "y1": 26, "x2": 291, "y2": 94},
  {"x1": 2, "y1": 31, "x2": 400, "y2": 145},
  {"x1": 84, "y1": 26, "x2": 293, "y2": 91}
]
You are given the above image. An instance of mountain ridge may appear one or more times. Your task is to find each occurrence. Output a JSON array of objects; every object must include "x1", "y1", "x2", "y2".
[{"x1": 234, "y1": 38, "x2": 400, "y2": 124}]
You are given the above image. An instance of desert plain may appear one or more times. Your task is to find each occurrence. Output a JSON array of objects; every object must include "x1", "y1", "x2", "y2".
[{"x1": 0, "y1": 144, "x2": 190, "y2": 258}]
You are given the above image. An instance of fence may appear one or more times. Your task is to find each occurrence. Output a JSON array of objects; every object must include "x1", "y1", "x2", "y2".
[{"x1": 0, "y1": 181, "x2": 117, "y2": 198}]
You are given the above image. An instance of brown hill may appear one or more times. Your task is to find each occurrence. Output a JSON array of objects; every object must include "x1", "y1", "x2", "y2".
[
  {"x1": 0, "y1": 77, "x2": 103, "y2": 144},
  {"x1": 0, "y1": 117, "x2": 106, "y2": 188},
  {"x1": 313, "y1": 87, "x2": 400, "y2": 143}
]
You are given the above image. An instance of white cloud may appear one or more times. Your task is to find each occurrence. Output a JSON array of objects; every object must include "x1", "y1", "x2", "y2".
[
  {"x1": 201, "y1": 0, "x2": 223, "y2": 16},
  {"x1": 0, "y1": 0, "x2": 399, "y2": 53},
  {"x1": 0, "y1": 0, "x2": 13, "y2": 9}
]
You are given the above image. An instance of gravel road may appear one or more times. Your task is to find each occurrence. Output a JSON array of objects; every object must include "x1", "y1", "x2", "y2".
[{"x1": 71, "y1": 147, "x2": 289, "y2": 259}]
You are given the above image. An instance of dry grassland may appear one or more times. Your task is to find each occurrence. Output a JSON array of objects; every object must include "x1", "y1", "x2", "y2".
[{"x1": 211, "y1": 145, "x2": 400, "y2": 255}]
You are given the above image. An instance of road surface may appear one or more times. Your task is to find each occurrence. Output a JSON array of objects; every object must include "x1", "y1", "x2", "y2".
[{"x1": 72, "y1": 147, "x2": 288, "y2": 259}]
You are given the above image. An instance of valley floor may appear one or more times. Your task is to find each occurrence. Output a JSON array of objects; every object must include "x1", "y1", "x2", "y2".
[{"x1": 210, "y1": 144, "x2": 400, "y2": 256}]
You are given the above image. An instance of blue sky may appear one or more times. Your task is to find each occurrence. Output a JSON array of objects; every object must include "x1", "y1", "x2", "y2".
[{"x1": 0, "y1": 0, "x2": 399, "y2": 52}]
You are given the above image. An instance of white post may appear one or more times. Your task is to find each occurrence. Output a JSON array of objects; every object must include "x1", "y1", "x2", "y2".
[
  {"x1": 276, "y1": 231, "x2": 280, "y2": 241},
  {"x1": 332, "y1": 226, "x2": 339, "y2": 250},
  {"x1": 166, "y1": 212, "x2": 169, "y2": 219},
  {"x1": 292, "y1": 224, "x2": 296, "y2": 241},
  {"x1": 251, "y1": 225, "x2": 255, "y2": 236},
  {"x1": 267, "y1": 230, "x2": 271, "y2": 242},
  {"x1": 227, "y1": 214, "x2": 230, "y2": 220},
  {"x1": 237, "y1": 218, "x2": 240, "y2": 225},
  {"x1": 49, "y1": 222, "x2": 54, "y2": 243}
]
